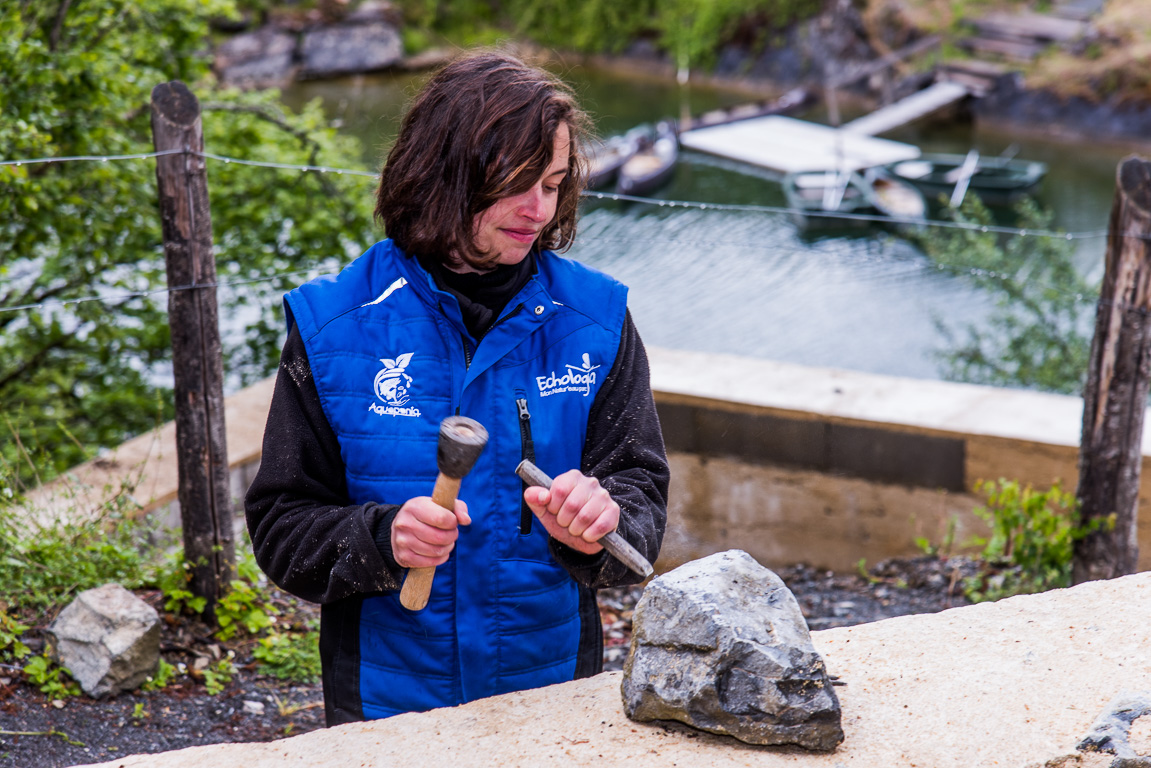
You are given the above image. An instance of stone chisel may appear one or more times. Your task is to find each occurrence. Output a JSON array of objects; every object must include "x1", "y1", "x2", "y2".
[
  {"x1": 399, "y1": 416, "x2": 489, "y2": 611},
  {"x1": 515, "y1": 459, "x2": 654, "y2": 579}
]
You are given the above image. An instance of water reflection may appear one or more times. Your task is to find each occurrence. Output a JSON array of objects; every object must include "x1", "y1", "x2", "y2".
[
  {"x1": 572, "y1": 186, "x2": 992, "y2": 379},
  {"x1": 281, "y1": 63, "x2": 1133, "y2": 385}
]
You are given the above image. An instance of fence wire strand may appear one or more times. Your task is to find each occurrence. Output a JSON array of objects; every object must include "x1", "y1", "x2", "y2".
[
  {"x1": 0, "y1": 146, "x2": 1145, "y2": 318},
  {"x1": 0, "y1": 146, "x2": 1123, "y2": 240}
]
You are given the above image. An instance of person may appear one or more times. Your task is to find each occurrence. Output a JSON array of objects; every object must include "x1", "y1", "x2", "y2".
[{"x1": 244, "y1": 49, "x2": 669, "y2": 726}]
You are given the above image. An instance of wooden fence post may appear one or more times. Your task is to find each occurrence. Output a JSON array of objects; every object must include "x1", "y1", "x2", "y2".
[
  {"x1": 1073, "y1": 155, "x2": 1151, "y2": 583},
  {"x1": 150, "y1": 81, "x2": 235, "y2": 621}
]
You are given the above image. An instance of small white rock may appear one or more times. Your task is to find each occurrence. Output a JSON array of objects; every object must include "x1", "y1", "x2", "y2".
[{"x1": 243, "y1": 700, "x2": 266, "y2": 716}]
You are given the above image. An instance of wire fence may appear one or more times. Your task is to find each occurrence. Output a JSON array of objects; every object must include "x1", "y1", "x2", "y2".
[{"x1": 0, "y1": 146, "x2": 1133, "y2": 318}]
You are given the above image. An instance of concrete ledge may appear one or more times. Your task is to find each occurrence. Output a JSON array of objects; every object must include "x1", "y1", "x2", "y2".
[
  {"x1": 648, "y1": 348, "x2": 1151, "y2": 571},
  {"x1": 25, "y1": 347, "x2": 1151, "y2": 571},
  {"x1": 77, "y1": 571, "x2": 1151, "y2": 768},
  {"x1": 24, "y1": 377, "x2": 275, "y2": 526}
]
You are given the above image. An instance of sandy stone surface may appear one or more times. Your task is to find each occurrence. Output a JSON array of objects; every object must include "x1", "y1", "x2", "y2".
[{"x1": 76, "y1": 572, "x2": 1151, "y2": 768}]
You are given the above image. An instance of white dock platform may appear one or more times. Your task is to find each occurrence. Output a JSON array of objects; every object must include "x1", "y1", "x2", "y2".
[
  {"x1": 678, "y1": 115, "x2": 920, "y2": 174},
  {"x1": 841, "y1": 81, "x2": 971, "y2": 136}
]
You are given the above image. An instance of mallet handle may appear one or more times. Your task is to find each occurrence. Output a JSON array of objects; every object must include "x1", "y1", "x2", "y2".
[
  {"x1": 398, "y1": 474, "x2": 461, "y2": 611},
  {"x1": 516, "y1": 460, "x2": 654, "y2": 579}
]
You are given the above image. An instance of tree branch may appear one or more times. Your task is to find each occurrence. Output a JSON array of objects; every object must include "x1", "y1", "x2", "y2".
[
  {"x1": 202, "y1": 101, "x2": 344, "y2": 197},
  {"x1": 201, "y1": 101, "x2": 317, "y2": 150},
  {"x1": 0, "y1": 336, "x2": 69, "y2": 394},
  {"x1": 82, "y1": 3, "x2": 131, "y2": 56},
  {"x1": 0, "y1": 275, "x2": 96, "y2": 334},
  {"x1": 48, "y1": 0, "x2": 72, "y2": 51}
]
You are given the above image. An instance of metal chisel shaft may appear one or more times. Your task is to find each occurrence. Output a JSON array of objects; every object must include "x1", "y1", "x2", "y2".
[{"x1": 515, "y1": 460, "x2": 654, "y2": 579}]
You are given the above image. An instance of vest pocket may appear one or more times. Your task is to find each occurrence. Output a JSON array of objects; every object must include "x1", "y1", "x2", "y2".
[{"x1": 515, "y1": 392, "x2": 535, "y2": 535}]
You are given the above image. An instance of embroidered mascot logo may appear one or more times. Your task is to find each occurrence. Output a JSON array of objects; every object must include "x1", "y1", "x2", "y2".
[{"x1": 370, "y1": 353, "x2": 421, "y2": 417}]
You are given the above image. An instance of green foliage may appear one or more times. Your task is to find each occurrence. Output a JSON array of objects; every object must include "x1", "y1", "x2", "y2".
[
  {"x1": 649, "y1": 0, "x2": 819, "y2": 71},
  {"x1": 141, "y1": 658, "x2": 177, "y2": 692},
  {"x1": 253, "y1": 624, "x2": 322, "y2": 683},
  {"x1": 913, "y1": 196, "x2": 1094, "y2": 394},
  {"x1": 157, "y1": 553, "x2": 209, "y2": 616},
  {"x1": 0, "y1": 470, "x2": 159, "y2": 616},
  {"x1": 0, "y1": 1, "x2": 375, "y2": 485},
  {"x1": 398, "y1": 0, "x2": 820, "y2": 66},
  {"x1": 158, "y1": 536, "x2": 280, "y2": 642},
  {"x1": 23, "y1": 654, "x2": 81, "y2": 699},
  {"x1": 0, "y1": 608, "x2": 30, "y2": 662},
  {"x1": 216, "y1": 577, "x2": 278, "y2": 640},
  {"x1": 962, "y1": 478, "x2": 1107, "y2": 602},
  {"x1": 915, "y1": 517, "x2": 957, "y2": 557},
  {"x1": 202, "y1": 652, "x2": 236, "y2": 696}
]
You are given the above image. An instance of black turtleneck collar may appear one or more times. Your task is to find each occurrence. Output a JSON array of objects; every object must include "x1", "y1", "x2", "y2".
[{"x1": 417, "y1": 252, "x2": 537, "y2": 341}]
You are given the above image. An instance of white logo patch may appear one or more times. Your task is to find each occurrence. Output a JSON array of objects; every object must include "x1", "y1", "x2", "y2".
[
  {"x1": 369, "y1": 352, "x2": 421, "y2": 418},
  {"x1": 536, "y1": 352, "x2": 600, "y2": 398}
]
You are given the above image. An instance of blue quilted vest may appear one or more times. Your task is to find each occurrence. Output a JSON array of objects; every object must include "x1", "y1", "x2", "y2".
[{"x1": 284, "y1": 240, "x2": 628, "y2": 718}]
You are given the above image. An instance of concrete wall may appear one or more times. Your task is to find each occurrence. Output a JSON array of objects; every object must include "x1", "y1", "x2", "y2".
[
  {"x1": 29, "y1": 347, "x2": 1151, "y2": 574},
  {"x1": 647, "y1": 348, "x2": 1150, "y2": 573}
]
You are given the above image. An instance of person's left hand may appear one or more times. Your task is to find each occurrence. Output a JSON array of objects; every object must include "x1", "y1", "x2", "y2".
[{"x1": 523, "y1": 469, "x2": 620, "y2": 555}]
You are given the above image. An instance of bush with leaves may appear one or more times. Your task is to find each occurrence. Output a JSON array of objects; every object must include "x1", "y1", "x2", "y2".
[
  {"x1": 0, "y1": 608, "x2": 30, "y2": 663},
  {"x1": 253, "y1": 622, "x2": 322, "y2": 683},
  {"x1": 0, "y1": 473, "x2": 160, "y2": 616},
  {"x1": 962, "y1": 478, "x2": 1108, "y2": 602},
  {"x1": 912, "y1": 196, "x2": 1095, "y2": 394},
  {"x1": 23, "y1": 654, "x2": 81, "y2": 699},
  {"x1": 0, "y1": 0, "x2": 375, "y2": 486}
]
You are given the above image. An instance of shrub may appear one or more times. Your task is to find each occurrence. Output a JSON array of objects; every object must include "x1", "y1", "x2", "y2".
[{"x1": 962, "y1": 478, "x2": 1108, "y2": 602}]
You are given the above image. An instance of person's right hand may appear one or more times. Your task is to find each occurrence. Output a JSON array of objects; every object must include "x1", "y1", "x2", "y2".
[{"x1": 390, "y1": 496, "x2": 471, "y2": 568}]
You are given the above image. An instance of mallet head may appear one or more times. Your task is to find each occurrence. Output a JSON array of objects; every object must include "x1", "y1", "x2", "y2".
[{"x1": 437, "y1": 416, "x2": 489, "y2": 479}]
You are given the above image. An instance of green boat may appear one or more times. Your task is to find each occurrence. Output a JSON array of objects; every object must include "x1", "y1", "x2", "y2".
[{"x1": 884, "y1": 152, "x2": 1047, "y2": 205}]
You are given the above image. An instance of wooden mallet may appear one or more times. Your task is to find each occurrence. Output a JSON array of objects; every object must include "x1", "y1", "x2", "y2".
[
  {"x1": 399, "y1": 416, "x2": 488, "y2": 611},
  {"x1": 515, "y1": 459, "x2": 654, "y2": 579}
]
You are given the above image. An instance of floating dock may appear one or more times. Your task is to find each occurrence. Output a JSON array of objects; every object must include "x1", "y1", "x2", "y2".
[
  {"x1": 679, "y1": 114, "x2": 920, "y2": 174},
  {"x1": 841, "y1": 81, "x2": 971, "y2": 137}
]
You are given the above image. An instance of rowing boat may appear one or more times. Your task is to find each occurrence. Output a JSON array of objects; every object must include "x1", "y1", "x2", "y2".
[
  {"x1": 884, "y1": 152, "x2": 1047, "y2": 204},
  {"x1": 616, "y1": 121, "x2": 678, "y2": 197}
]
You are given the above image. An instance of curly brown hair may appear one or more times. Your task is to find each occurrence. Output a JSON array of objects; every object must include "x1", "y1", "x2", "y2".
[{"x1": 374, "y1": 50, "x2": 591, "y2": 270}]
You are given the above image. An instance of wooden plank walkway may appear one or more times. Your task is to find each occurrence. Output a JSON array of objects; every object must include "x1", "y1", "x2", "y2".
[
  {"x1": 841, "y1": 81, "x2": 971, "y2": 137},
  {"x1": 678, "y1": 115, "x2": 920, "y2": 173}
]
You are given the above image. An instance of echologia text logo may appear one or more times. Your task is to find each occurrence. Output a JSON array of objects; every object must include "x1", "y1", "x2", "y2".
[{"x1": 537, "y1": 353, "x2": 600, "y2": 398}]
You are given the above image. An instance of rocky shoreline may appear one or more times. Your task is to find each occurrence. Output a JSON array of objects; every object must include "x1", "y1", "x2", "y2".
[{"x1": 211, "y1": 0, "x2": 1151, "y2": 147}]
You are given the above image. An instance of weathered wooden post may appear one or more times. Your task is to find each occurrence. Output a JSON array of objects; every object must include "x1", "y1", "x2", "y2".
[
  {"x1": 150, "y1": 81, "x2": 235, "y2": 621},
  {"x1": 1073, "y1": 155, "x2": 1151, "y2": 583}
]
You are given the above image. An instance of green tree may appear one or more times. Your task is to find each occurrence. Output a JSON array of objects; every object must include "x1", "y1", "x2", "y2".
[
  {"x1": 651, "y1": 0, "x2": 818, "y2": 73},
  {"x1": 914, "y1": 197, "x2": 1095, "y2": 394},
  {"x1": 401, "y1": 0, "x2": 820, "y2": 64},
  {"x1": 0, "y1": 1, "x2": 376, "y2": 484}
]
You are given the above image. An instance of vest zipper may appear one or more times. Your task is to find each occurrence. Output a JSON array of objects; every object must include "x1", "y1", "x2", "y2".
[
  {"x1": 461, "y1": 335, "x2": 473, "y2": 368},
  {"x1": 515, "y1": 394, "x2": 535, "y2": 535},
  {"x1": 458, "y1": 304, "x2": 523, "y2": 369}
]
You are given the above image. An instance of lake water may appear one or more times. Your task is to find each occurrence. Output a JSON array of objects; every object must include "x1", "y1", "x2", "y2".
[{"x1": 282, "y1": 62, "x2": 1134, "y2": 384}]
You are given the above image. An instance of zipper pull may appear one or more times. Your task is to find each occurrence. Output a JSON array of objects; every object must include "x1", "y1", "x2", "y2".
[{"x1": 516, "y1": 397, "x2": 534, "y2": 535}]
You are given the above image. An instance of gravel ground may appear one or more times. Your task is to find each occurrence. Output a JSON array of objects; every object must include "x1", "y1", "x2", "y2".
[{"x1": 0, "y1": 556, "x2": 975, "y2": 768}]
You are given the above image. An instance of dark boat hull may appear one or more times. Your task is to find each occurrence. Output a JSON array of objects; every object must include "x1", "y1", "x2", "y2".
[
  {"x1": 616, "y1": 123, "x2": 678, "y2": 197},
  {"x1": 886, "y1": 153, "x2": 1047, "y2": 205}
]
